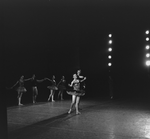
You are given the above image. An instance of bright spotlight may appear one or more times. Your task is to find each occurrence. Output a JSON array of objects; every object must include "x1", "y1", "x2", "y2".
[
  {"x1": 146, "y1": 45, "x2": 150, "y2": 49},
  {"x1": 108, "y1": 63, "x2": 112, "y2": 66},
  {"x1": 145, "y1": 30, "x2": 149, "y2": 35},
  {"x1": 108, "y1": 34, "x2": 112, "y2": 38},
  {"x1": 108, "y1": 40, "x2": 112, "y2": 44},
  {"x1": 108, "y1": 55, "x2": 112, "y2": 59},
  {"x1": 146, "y1": 53, "x2": 150, "y2": 58},
  {"x1": 108, "y1": 48, "x2": 112, "y2": 52},
  {"x1": 146, "y1": 37, "x2": 149, "y2": 41},
  {"x1": 146, "y1": 60, "x2": 150, "y2": 66}
]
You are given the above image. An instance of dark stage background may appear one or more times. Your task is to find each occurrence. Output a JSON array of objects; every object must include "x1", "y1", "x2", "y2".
[{"x1": 4, "y1": 0, "x2": 150, "y2": 106}]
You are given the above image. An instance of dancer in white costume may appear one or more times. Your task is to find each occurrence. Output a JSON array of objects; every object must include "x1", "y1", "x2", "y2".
[{"x1": 67, "y1": 74, "x2": 86, "y2": 115}]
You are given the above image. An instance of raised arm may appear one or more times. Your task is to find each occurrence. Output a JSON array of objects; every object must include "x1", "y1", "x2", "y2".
[
  {"x1": 57, "y1": 80, "x2": 61, "y2": 86},
  {"x1": 24, "y1": 77, "x2": 32, "y2": 81},
  {"x1": 68, "y1": 80, "x2": 74, "y2": 87},
  {"x1": 80, "y1": 77, "x2": 86, "y2": 82},
  {"x1": 10, "y1": 81, "x2": 19, "y2": 89},
  {"x1": 79, "y1": 75, "x2": 84, "y2": 78}
]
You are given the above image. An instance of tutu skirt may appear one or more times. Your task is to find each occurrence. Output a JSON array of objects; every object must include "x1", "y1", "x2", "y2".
[
  {"x1": 47, "y1": 86, "x2": 58, "y2": 90},
  {"x1": 66, "y1": 89, "x2": 85, "y2": 96},
  {"x1": 16, "y1": 87, "x2": 27, "y2": 92},
  {"x1": 58, "y1": 85, "x2": 66, "y2": 90}
]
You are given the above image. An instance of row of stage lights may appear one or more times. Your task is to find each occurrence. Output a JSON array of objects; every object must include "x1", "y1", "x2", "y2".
[
  {"x1": 108, "y1": 33, "x2": 113, "y2": 67},
  {"x1": 107, "y1": 30, "x2": 150, "y2": 69},
  {"x1": 145, "y1": 30, "x2": 150, "y2": 67}
]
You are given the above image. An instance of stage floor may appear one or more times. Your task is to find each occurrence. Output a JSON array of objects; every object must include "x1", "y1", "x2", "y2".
[{"x1": 7, "y1": 99, "x2": 150, "y2": 139}]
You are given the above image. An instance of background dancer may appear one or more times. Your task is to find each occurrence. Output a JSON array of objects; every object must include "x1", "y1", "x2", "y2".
[
  {"x1": 67, "y1": 74, "x2": 86, "y2": 115},
  {"x1": 10, "y1": 75, "x2": 30, "y2": 106},
  {"x1": 46, "y1": 75, "x2": 58, "y2": 102},
  {"x1": 30, "y1": 74, "x2": 46, "y2": 103},
  {"x1": 57, "y1": 76, "x2": 66, "y2": 100},
  {"x1": 76, "y1": 69, "x2": 86, "y2": 89}
]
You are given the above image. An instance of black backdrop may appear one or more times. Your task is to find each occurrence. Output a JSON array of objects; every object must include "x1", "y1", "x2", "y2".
[{"x1": 4, "y1": 0, "x2": 150, "y2": 106}]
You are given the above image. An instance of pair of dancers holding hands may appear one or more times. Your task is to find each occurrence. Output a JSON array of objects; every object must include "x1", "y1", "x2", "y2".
[
  {"x1": 9, "y1": 75, "x2": 66, "y2": 105},
  {"x1": 46, "y1": 75, "x2": 66, "y2": 102},
  {"x1": 67, "y1": 70, "x2": 86, "y2": 115}
]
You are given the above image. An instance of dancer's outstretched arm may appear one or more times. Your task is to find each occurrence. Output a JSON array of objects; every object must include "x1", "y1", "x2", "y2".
[
  {"x1": 10, "y1": 81, "x2": 19, "y2": 89},
  {"x1": 37, "y1": 78, "x2": 46, "y2": 82},
  {"x1": 80, "y1": 77, "x2": 86, "y2": 82},
  {"x1": 45, "y1": 78, "x2": 52, "y2": 82},
  {"x1": 57, "y1": 80, "x2": 61, "y2": 86},
  {"x1": 24, "y1": 77, "x2": 32, "y2": 81}
]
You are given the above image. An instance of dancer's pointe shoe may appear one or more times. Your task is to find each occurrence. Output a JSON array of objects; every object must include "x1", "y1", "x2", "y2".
[
  {"x1": 18, "y1": 103, "x2": 23, "y2": 106},
  {"x1": 68, "y1": 109, "x2": 71, "y2": 114},
  {"x1": 52, "y1": 100, "x2": 55, "y2": 102},
  {"x1": 76, "y1": 111, "x2": 81, "y2": 115}
]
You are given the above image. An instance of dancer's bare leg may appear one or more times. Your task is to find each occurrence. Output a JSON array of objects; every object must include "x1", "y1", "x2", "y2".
[
  {"x1": 48, "y1": 90, "x2": 53, "y2": 101},
  {"x1": 68, "y1": 95, "x2": 76, "y2": 114},
  {"x1": 58, "y1": 90, "x2": 64, "y2": 100},
  {"x1": 33, "y1": 87, "x2": 38, "y2": 103},
  {"x1": 58, "y1": 91, "x2": 61, "y2": 99},
  {"x1": 61, "y1": 92, "x2": 64, "y2": 100},
  {"x1": 52, "y1": 90, "x2": 55, "y2": 102},
  {"x1": 18, "y1": 92, "x2": 23, "y2": 106},
  {"x1": 75, "y1": 96, "x2": 81, "y2": 114}
]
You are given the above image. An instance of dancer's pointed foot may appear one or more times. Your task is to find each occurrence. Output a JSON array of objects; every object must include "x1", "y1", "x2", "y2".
[
  {"x1": 18, "y1": 103, "x2": 23, "y2": 106},
  {"x1": 76, "y1": 111, "x2": 81, "y2": 115},
  {"x1": 68, "y1": 109, "x2": 71, "y2": 114}
]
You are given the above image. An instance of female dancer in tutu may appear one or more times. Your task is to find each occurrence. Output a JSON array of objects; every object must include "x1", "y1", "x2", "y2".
[
  {"x1": 46, "y1": 75, "x2": 58, "y2": 102},
  {"x1": 67, "y1": 74, "x2": 86, "y2": 115},
  {"x1": 57, "y1": 76, "x2": 66, "y2": 100},
  {"x1": 10, "y1": 75, "x2": 30, "y2": 106}
]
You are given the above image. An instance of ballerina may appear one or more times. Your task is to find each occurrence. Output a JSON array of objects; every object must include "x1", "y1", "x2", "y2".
[
  {"x1": 10, "y1": 75, "x2": 30, "y2": 106},
  {"x1": 57, "y1": 76, "x2": 66, "y2": 100},
  {"x1": 46, "y1": 75, "x2": 58, "y2": 102},
  {"x1": 67, "y1": 74, "x2": 86, "y2": 115}
]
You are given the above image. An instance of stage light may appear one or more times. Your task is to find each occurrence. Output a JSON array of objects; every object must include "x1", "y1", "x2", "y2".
[
  {"x1": 108, "y1": 34, "x2": 112, "y2": 38},
  {"x1": 108, "y1": 63, "x2": 112, "y2": 66},
  {"x1": 109, "y1": 40, "x2": 112, "y2": 44},
  {"x1": 146, "y1": 37, "x2": 149, "y2": 41},
  {"x1": 108, "y1": 55, "x2": 112, "y2": 59},
  {"x1": 145, "y1": 30, "x2": 149, "y2": 35},
  {"x1": 108, "y1": 48, "x2": 112, "y2": 52},
  {"x1": 146, "y1": 45, "x2": 150, "y2": 49},
  {"x1": 146, "y1": 60, "x2": 150, "y2": 66},
  {"x1": 146, "y1": 53, "x2": 150, "y2": 58}
]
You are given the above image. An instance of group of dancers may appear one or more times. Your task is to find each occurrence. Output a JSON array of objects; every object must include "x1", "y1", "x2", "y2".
[{"x1": 8, "y1": 70, "x2": 86, "y2": 115}]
